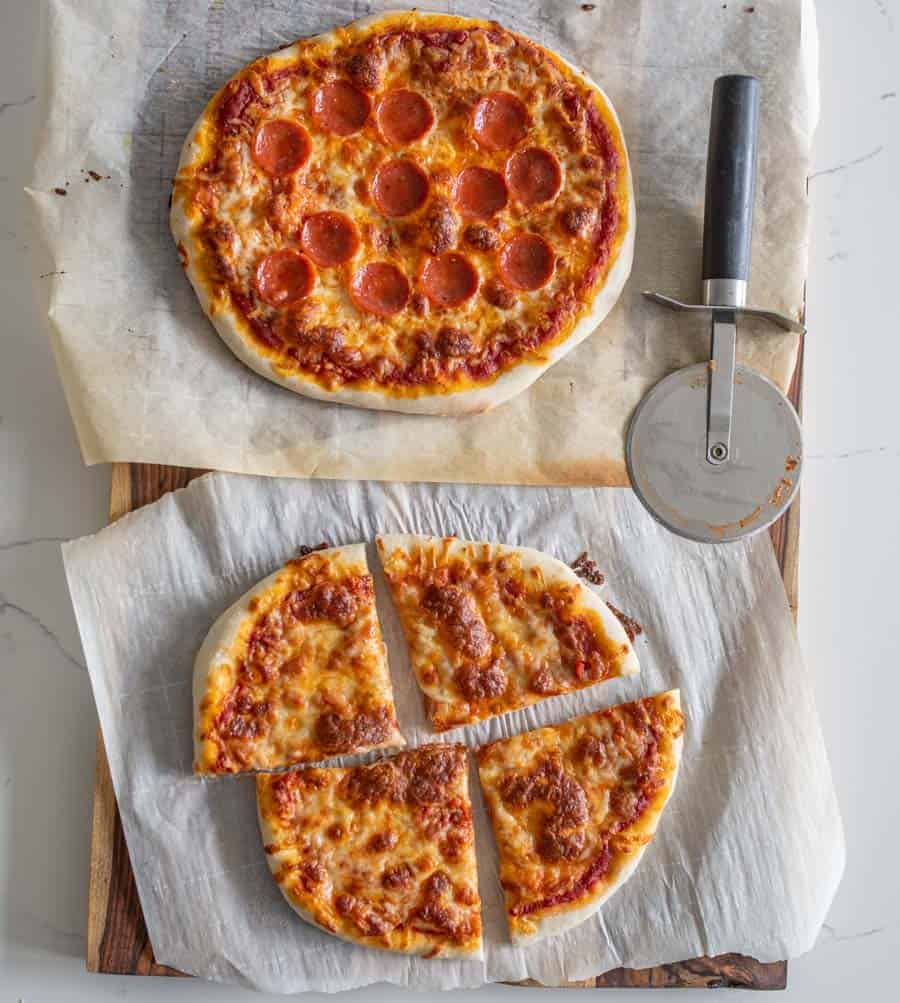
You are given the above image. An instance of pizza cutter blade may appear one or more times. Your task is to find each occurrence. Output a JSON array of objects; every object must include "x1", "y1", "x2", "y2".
[{"x1": 626, "y1": 75, "x2": 804, "y2": 544}]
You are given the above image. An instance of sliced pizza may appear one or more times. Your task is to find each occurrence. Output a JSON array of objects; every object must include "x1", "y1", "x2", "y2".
[
  {"x1": 170, "y1": 10, "x2": 634, "y2": 414},
  {"x1": 257, "y1": 744, "x2": 483, "y2": 957},
  {"x1": 376, "y1": 534, "x2": 639, "y2": 730},
  {"x1": 193, "y1": 544, "x2": 402, "y2": 774},
  {"x1": 477, "y1": 691, "x2": 684, "y2": 944}
]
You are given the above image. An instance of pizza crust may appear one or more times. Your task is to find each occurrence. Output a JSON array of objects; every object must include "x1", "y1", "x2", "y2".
[
  {"x1": 193, "y1": 543, "x2": 403, "y2": 773},
  {"x1": 192, "y1": 554, "x2": 292, "y2": 771},
  {"x1": 170, "y1": 10, "x2": 635, "y2": 416},
  {"x1": 256, "y1": 795, "x2": 352, "y2": 941},
  {"x1": 514, "y1": 692, "x2": 682, "y2": 945}
]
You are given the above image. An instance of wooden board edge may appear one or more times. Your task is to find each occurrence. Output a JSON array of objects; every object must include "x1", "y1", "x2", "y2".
[
  {"x1": 592, "y1": 955, "x2": 787, "y2": 990},
  {"x1": 86, "y1": 729, "x2": 117, "y2": 972},
  {"x1": 87, "y1": 464, "x2": 190, "y2": 976},
  {"x1": 86, "y1": 464, "x2": 133, "y2": 971},
  {"x1": 108, "y1": 462, "x2": 134, "y2": 522}
]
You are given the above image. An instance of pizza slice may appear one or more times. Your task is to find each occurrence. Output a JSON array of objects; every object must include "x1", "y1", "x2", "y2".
[
  {"x1": 376, "y1": 534, "x2": 639, "y2": 730},
  {"x1": 257, "y1": 744, "x2": 483, "y2": 958},
  {"x1": 477, "y1": 691, "x2": 684, "y2": 944},
  {"x1": 193, "y1": 544, "x2": 402, "y2": 774}
]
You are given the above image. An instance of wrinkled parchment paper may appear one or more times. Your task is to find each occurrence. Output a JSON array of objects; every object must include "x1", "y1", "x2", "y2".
[
  {"x1": 31, "y1": 0, "x2": 816, "y2": 486},
  {"x1": 63, "y1": 474, "x2": 843, "y2": 992}
]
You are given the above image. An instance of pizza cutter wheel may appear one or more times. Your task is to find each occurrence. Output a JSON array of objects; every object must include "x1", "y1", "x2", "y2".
[{"x1": 626, "y1": 75, "x2": 804, "y2": 544}]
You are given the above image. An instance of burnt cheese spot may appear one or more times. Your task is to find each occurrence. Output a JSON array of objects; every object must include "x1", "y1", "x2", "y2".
[
  {"x1": 455, "y1": 659, "x2": 508, "y2": 701},
  {"x1": 381, "y1": 862, "x2": 415, "y2": 889},
  {"x1": 404, "y1": 745, "x2": 465, "y2": 804},
  {"x1": 436, "y1": 327, "x2": 473, "y2": 358},
  {"x1": 482, "y1": 277, "x2": 516, "y2": 309},
  {"x1": 345, "y1": 50, "x2": 383, "y2": 91},
  {"x1": 287, "y1": 579, "x2": 366, "y2": 627},
  {"x1": 425, "y1": 198, "x2": 458, "y2": 255},
  {"x1": 315, "y1": 706, "x2": 392, "y2": 755},
  {"x1": 529, "y1": 666, "x2": 559, "y2": 695},
  {"x1": 501, "y1": 756, "x2": 590, "y2": 862},
  {"x1": 344, "y1": 758, "x2": 405, "y2": 804},
  {"x1": 560, "y1": 205, "x2": 595, "y2": 236},
  {"x1": 421, "y1": 583, "x2": 493, "y2": 661},
  {"x1": 464, "y1": 223, "x2": 499, "y2": 252},
  {"x1": 367, "y1": 830, "x2": 398, "y2": 853}
]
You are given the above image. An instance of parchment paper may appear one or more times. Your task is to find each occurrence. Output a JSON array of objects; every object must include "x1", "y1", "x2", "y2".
[
  {"x1": 63, "y1": 474, "x2": 843, "y2": 992},
  {"x1": 31, "y1": 0, "x2": 817, "y2": 486}
]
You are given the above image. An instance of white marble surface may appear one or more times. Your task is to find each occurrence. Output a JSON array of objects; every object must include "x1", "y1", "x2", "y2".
[{"x1": 1, "y1": 0, "x2": 897, "y2": 999}]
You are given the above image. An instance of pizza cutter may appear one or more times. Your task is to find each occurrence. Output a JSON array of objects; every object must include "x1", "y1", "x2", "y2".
[{"x1": 626, "y1": 75, "x2": 805, "y2": 544}]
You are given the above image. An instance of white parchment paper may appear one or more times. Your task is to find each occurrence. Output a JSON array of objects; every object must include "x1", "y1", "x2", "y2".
[
  {"x1": 31, "y1": 0, "x2": 816, "y2": 486},
  {"x1": 63, "y1": 474, "x2": 843, "y2": 992}
]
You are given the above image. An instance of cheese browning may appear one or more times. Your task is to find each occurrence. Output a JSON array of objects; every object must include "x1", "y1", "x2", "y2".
[
  {"x1": 377, "y1": 534, "x2": 639, "y2": 730},
  {"x1": 477, "y1": 692, "x2": 684, "y2": 943},
  {"x1": 257, "y1": 744, "x2": 483, "y2": 957},
  {"x1": 194, "y1": 544, "x2": 402, "y2": 774},
  {"x1": 171, "y1": 11, "x2": 631, "y2": 400}
]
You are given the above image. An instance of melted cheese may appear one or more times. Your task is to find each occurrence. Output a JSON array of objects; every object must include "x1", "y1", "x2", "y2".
[
  {"x1": 477, "y1": 691, "x2": 684, "y2": 942},
  {"x1": 257, "y1": 744, "x2": 483, "y2": 957},
  {"x1": 172, "y1": 11, "x2": 631, "y2": 397},
  {"x1": 377, "y1": 534, "x2": 639, "y2": 730},
  {"x1": 194, "y1": 544, "x2": 402, "y2": 774}
]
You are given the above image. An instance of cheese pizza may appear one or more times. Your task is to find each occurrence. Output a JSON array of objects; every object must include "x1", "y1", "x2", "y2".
[
  {"x1": 257, "y1": 744, "x2": 483, "y2": 957},
  {"x1": 171, "y1": 10, "x2": 634, "y2": 414},
  {"x1": 477, "y1": 691, "x2": 684, "y2": 944},
  {"x1": 376, "y1": 534, "x2": 639, "y2": 731},
  {"x1": 193, "y1": 544, "x2": 402, "y2": 774}
]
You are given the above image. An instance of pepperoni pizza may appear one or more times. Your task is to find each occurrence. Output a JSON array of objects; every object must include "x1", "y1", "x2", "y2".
[
  {"x1": 171, "y1": 10, "x2": 634, "y2": 414},
  {"x1": 257, "y1": 744, "x2": 483, "y2": 957},
  {"x1": 193, "y1": 544, "x2": 403, "y2": 774},
  {"x1": 477, "y1": 691, "x2": 684, "y2": 944}
]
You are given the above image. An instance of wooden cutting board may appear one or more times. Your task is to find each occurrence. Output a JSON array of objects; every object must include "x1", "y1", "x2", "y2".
[{"x1": 86, "y1": 351, "x2": 801, "y2": 987}]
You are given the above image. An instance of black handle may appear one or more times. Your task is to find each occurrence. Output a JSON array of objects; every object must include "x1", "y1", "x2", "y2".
[{"x1": 702, "y1": 75, "x2": 760, "y2": 283}]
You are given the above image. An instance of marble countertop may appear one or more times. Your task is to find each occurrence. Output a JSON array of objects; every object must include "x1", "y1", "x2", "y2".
[{"x1": 2, "y1": 1, "x2": 897, "y2": 1000}]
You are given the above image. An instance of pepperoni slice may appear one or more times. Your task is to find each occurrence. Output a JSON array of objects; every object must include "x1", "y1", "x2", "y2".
[
  {"x1": 256, "y1": 250, "x2": 315, "y2": 307},
  {"x1": 472, "y1": 91, "x2": 529, "y2": 151},
  {"x1": 350, "y1": 262, "x2": 410, "y2": 317},
  {"x1": 452, "y1": 167, "x2": 507, "y2": 220},
  {"x1": 506, "y1": 147, "x2": 563, "y2": 206},
  {"x1": 300, "y1": 212, "x2": 360, "y2": 267},
  {"x1": 371, "y1": 159, "x2": 429, "y2": 217},
  {"x1": 421, "y1": 253, "x2": 479, "y2": 308},
  {"x1": 499, "y1": 233, "x2": 555, "y2": 292},
  {"x1": 312, "y1": 80, "x2": 371, "y2": 136},
  {"x1": 376, "y1": 89, "x2": 435, "y2": 147},
  {"x1": 252, "y1": 119, "x2": 312, "y2": 176}
]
